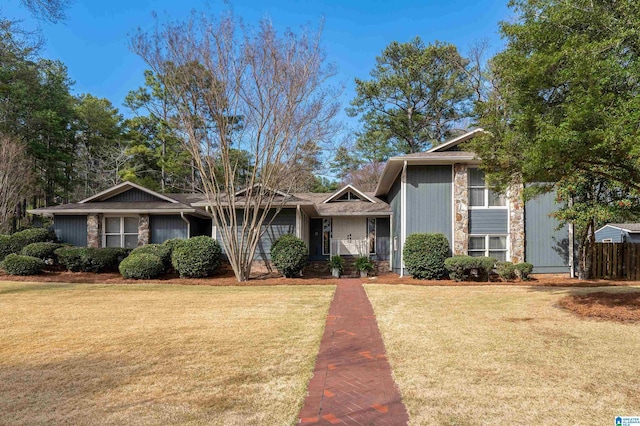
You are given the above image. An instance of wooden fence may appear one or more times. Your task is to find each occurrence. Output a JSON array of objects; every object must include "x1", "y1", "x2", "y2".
[{"x1": 590, "y1": 243, "x2": 640, "y2": 280}]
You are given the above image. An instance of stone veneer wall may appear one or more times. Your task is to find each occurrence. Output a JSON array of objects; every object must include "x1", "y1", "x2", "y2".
[
  {"x1": 138, "y1": 214, "x2": 150, "y2": 246},
  {"x1": 509, "y1": 183, "x2": 525, "y2": 263},
  {"x1": 453, "y1": 164, "x2": 469, "y2": 255},
  {"x1": 87, "y1": 214, "x2": 102, "y2": 248}
]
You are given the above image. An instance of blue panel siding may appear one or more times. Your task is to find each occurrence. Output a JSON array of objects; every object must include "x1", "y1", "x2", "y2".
[
  {"x1": 469, "y1": 210, "x2": 508, "y2": 234},
  {"x1": 215, "y1": 208, "x2": 296, "y2": 261},
  {"x1": 149, "y1": 215, "x2": 188, "y2": 243},
  {"x1": 53, "y1": 215, "x2": 87, "y2": 247},
  {"x1": 406, "y1": 165, "x2": 452, "y2": 245},
  {"x1": 595, "y1": 226, "x2": 626, "y2": 243},
  {"x1": 374, "y1": 217, "x2": 390, "y2": 261},
  {"x1": 525, "y1": 192, "x2": 570, "y2": 273},
  {"x1": 107, "y1": 188, "x2": 164, "y2": 202},
  {"x1": 388, "y1": 175, "x2": 402, "y2": 271}
]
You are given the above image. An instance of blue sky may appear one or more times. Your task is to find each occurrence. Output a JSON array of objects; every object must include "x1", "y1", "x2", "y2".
[{"x1": 3, "y1": 0, "x2": 511, "y2": 136}]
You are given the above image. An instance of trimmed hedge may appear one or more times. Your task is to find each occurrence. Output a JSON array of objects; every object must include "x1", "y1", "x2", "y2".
[
  {"x1": 0, "y1": 228, "x2": 56, "y2": 261},
  {"x1": 1, "y1": 254, "x2": 45, "y2": 275},
  {"x1": 270, "y1": 234, "x2": 308, "y2": 278},
  {"x1": 119, "y1": 253, "x2": 164, "y2": 279},
  {"x1": 171, "y1": 236, "x2": 222, "y2": 278},
  {"x1": 496, "y1": 261, "x2": 516, "y2": 280},
  {"x1": 54, "y1": 247, "x2": 129, "y2": 273},
  {"x1": 515, "y1": 262, "x2": 534, "y2": 281},
  {"x1": 131, "y1": 244, "x2": 172, "y2": 271},
  {"x1": 0, "y1": 235, "x2": 12, "y2": 261},
  {"x1": 21, "y1": 242, "x2": 64, "y2": 262},
  {"x1": 445, "y1": 255, "x2": 496, "y2": 282},
  {"x1": 403, "y1": 233, "x2": 451, "y2": 279}
]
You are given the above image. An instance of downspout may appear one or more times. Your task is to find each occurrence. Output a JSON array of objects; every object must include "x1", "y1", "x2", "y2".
[
  {"x1": 568, "y1": 199, "x2": 575, "y2": 278},
  {"x1": 180, "y1": 212, "x2": 191, "y2": 239},
  {"x1": 400, "y1": 160, "x2": 408, "y2": 277}
]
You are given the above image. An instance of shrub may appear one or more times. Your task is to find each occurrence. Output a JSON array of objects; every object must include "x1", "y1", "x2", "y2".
[
  {"x1": 355, "y1": 256, "x2": 374, "y2": 272},
  {"x1": 132, "y1": 244, "x2": 172, "y2": 271},
  {"x1": 163, "y1": 238, "x2": 186, "y2": 252},
  {"x1": 445, "y1": 256, "x2": 496, "y2": 282},
  {"x1": 270, "y1": 234, "x2": 308, "y2": 278},
  {"x1": 1, "y1": 254, "x2": 45, "y2": 275},
  {"x1": 328, "y1": 255, "x2": 344, "y2": 273},
  {"x1": 54, "y1": 246, "x2": 129, "y2": 273},
  {"x1": 403, "y1": 233, "x2": 451, "y2": 279},
  {"x1": 21, "y1": 242, "x2": 64, "y2": 263},
  {"x1": 0, "y1": 235, "x2": 12, "y2": 261},
  {"x1": 496, "y1": 261, "x2": 516, "y2": 281},
  {"x1": 10, "y1": 228, "x2": 57, "y2": 253},
  {"x1": 515, "y1": 262, "x2": 534, "y2": 281},
  {"x1": 171, "y1": 236, "x2": 222, "y2": 278},
  {"x1": 119, "y1": 253, "x2": 164, "y2": 279}
]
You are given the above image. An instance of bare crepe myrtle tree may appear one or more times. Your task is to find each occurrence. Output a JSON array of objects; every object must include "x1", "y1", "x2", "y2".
[
  {"x1": 131, "y1": 12, "x2": 340, "y2": 281},
  {"x1": 0, "y1": 135, "x2": 33, "y2": 233}
]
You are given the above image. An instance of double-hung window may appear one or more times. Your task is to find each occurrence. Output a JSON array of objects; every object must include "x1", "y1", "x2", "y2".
[
  {"x1": 104, "y1": 216, "x2": 139, "y2": 248},
  {"x1": 469, "y1": 168, "x2": 506, "y2": 207},
  {"x1": 469, "y1": 235, "x2": 508, "y2": 262}
]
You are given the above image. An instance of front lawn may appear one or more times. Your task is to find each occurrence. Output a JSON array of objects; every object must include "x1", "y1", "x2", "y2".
[
  {"x1": 366, "y1": 285, "x2": 640, "y2": 425},
  {"x1": 0, "y1": 282, "x2": 334, "y2": 425}
]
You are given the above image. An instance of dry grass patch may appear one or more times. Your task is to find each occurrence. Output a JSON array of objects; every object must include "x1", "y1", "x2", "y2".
[
  {"x1": 365, "y1": 284, "x2": 640, "y2": 425},
  {"x1": 0, "y1": 282, "x2": 334, "y2": 425},
  {"x1": 558, "y1": 291, "x2": 640, "y2": 322}
]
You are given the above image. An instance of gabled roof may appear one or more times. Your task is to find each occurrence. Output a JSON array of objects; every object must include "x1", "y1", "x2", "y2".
[
  {"x1": 374, "y1": 129, "x2": 484, "y2": 197},
  {"x1": 596, "y1": 223, "x2": 640, "y2": 233},
  {"x1": 79, "y1": 181, "x2": 179, "y2": 204},
  {"x1": 322, "y1": 184, "x2": 377, "y2": 204}
]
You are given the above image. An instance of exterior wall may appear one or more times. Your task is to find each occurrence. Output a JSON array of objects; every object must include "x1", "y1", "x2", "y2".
[
  {"x1": 595, "y1": 226, "x2": 626, "y2": 242},
  {"x1": 107, "y1": 188, "x2": 164, "y2": 202},
  {"x1": 405, "y1": 165, "x2": 452, "y2": 244},
  {"x1": 138, "y1": 214, "x2": 150, "y2": 246},
  {"x1": 525, "y1": 191, "x2": 570, "y2": 273},
  {"x1": 374, "y1": 217, "x2": 390, "y2": 262},
  {"x1": 469, "y1": 210, "x2": 508, "y2": 234},
  {"x1": 149, "y1": 215, "x2": 188, "y2": 243},
  {"x1": 53, "y1": 215, "x2": 87, "y2": 247},
  {"x1": 87, "y1": 214, "x2": 102, "y2": 248},
  {"x1": 188, "y1": 216, "x2": 212, "y2": 238},
  {"x1": 453, "y1": 164, "x2": 468, "y2": 255},
  {"x1": 388, "y1": 175, "x2": 402, "y2": 271},
  {"x1": 509, "y1": 184, "x2": 526, "y2": 263},
  {"x1": 308, "y1": 218, "x2": 325, "y2": 261}
]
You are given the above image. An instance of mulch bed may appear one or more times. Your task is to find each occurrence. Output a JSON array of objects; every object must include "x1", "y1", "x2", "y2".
[{"x1": 557, "y1": 292, "x2": 640, "y2": 322}]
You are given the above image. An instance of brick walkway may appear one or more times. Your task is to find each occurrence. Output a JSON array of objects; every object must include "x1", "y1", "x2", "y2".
[{"x1": 298, "y1": 279, "x2": 409, "y2": 425}]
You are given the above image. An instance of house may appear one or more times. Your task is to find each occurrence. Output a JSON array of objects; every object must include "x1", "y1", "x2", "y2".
[
  {"x1": 595, "y1": 224, "x2": 640, "y2": 243},
  {"x1": 29, "y1": 129, "x2": 571, "y2": 275}
]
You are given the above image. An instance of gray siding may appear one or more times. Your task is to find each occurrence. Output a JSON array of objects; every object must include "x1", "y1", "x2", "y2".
[
  {"x1": 595, "y1": 226, "x2": 626, "y2": 243},
  {"x1": 406, "y1": 165, "x2": 452, "y2": 244},
  {"x1": 388, "y1": 175, "x2": 402, "y2": 270},
  {"x1": 53, "y1": 215, "x2": 87, "y2": 247},
  {"x1": 525, "y1": 192, "x2": 570, "y2": 273},
  {"x1": 469, "y1": 210, "x2": 508, "y2": 234},
  {"x1": 108, "y1": 188, "x2": 164, "y2": 202},
  {"x1": 215, "y1": 208, "x2": 296, "y2": 261},
  {"x1": 374, "y1": 217, "x2": 390, "y2": 261},
  {"x1": 150, "y1": 215, "x2": 188, "y2": 243}
]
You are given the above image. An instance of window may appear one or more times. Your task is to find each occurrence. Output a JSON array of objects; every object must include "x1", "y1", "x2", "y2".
[
  {"x1": 469, "y1": 235, "x2": 508, "y2": 262},
  {"x1": 368, "y1": 218, "x2": 376, "y2": 254},
  {"x1": 336, "y1": 191, "x2": 363, "y2": 201},
  {"x1": 469, "y1": 168, "x2": 506, "y2": 208},
  {"x1": 322, "y1": 218, "x2": 331, "y2": 255},
  {"x1": 104, "y1": 216, "x2": 139, "y2": 248}
]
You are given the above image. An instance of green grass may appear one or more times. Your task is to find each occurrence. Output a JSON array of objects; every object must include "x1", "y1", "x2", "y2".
[
  {"x1": 366, "y1": 284, "x2": 640, "y2": 425},
  {"x1": 0, "y1": 281, "x2": 334, "y2": 425}
]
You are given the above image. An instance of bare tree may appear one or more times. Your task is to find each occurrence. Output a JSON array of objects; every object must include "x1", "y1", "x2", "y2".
[
  {"x1": 0, "y1": 134, "x2": 33, "y2": 233},
  {"x1": 131, "y1": 12, "x2": 340, "y2": 281}
]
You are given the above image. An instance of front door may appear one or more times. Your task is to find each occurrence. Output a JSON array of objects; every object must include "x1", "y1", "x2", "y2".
[{"x1": 332, "y1": 217, "x2": 366, "y2": 255}]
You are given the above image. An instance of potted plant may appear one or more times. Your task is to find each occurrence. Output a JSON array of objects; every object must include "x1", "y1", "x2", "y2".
[
  {"x1": 355, "y1": 256, "x2": 374, "y2": 277},
  {"x1": 328, "y1": 255, "x2": 344, "y2": 277}
]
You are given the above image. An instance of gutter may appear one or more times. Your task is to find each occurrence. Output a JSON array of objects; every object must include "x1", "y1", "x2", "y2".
[{"x1": 180, "y1": 212, "x2": 191, "y2": 239}]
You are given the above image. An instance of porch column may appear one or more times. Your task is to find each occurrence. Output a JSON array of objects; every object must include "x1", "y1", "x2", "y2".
[
  {"x1": 138, "y1": 214, "x2": 150, "y2": 247},
  {"x1": 453, "y1": 164, "x2": 469, "y2": 255},
  {"x1": 87, "y1": 214, "x2": 102, "y2": 248},
  {"x1": 509, "y1": 183, "x2": 526, "y2": 263}
]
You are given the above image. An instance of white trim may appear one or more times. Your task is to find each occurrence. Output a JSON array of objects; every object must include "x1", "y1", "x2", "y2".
[
  {"x1": 296, "y1": 205, "x2": 302, "y2": 239},
  {"x1": 211, "y1": 225, "x2": 217, "y2": 241},
  {"x1": 322, "y1": 184, "x2": 377, "y2": 204},
  {"x1": 400, "y1": 161, "x2": 407, "y2": 277},
  {"x1": 467, "y1": 166, "x2": 508, "y2": 210},
  {"x1": 389, "y1": 212, "x2": 394, "y2": 271},
  {"x1": 32, "y1": 209, "x2": 201, "y2": 215},
  {"x1": 180, "y1": 212, "x2": 191, "y2": 238},
  {"x1": 602, "y1": 238, "x2": 613, "y2": 243},
  {"x1": 367, "y1": 217, "x2": 377, "y2": 255},
  {"x1": 426, "y1": 128, "x2": 486, "y2": 153},
  {"x1": 451, "y1": 165, "x2": 456, "y2": 253},
  {"x1": 594, "y1": 224, "x2": 640, "y2": 234},
  {"x1": 468, "y1": 234, "x2": 510, "y2": 261},
  {"x1": 102, "y1": 215, "x2": 139, "y2": 248},
  {"x1": 80, "y1": 181, "x2": 179, "y2": 204}
]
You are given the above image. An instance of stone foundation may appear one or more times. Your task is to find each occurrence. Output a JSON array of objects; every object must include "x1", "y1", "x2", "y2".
[
  {"x1": 138, "y1": 214, "x2": 150, "y2": 247},
  {"x1": 453, "y1": 164, "x2": 469, "y2": 255},
  {"x1": 509, "y1": 183, "x2": 525, "y2": 263},
  {"x1": 87, "y1": 214, "x2": 102, "y2": 248}
]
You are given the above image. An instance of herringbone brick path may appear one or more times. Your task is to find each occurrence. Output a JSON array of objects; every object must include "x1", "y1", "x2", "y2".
[{"x1": 298, "y1": 279, "x2": 409, "y2": 425}]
